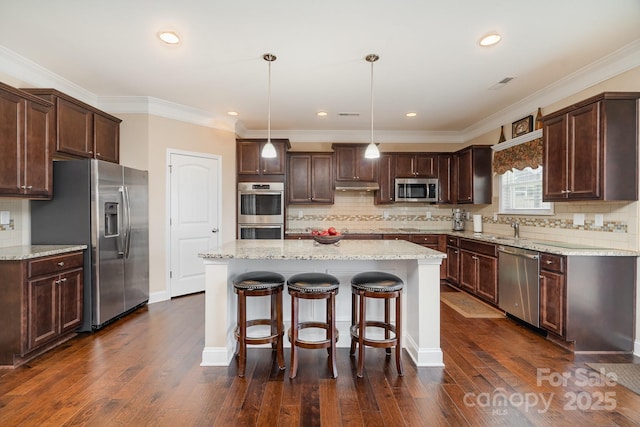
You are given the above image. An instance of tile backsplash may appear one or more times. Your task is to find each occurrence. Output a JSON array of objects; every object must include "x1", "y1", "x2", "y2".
[
  {"x1": 287, "y1": 192, "x2": 638, "y2": 251},
  {"x1": 0, "y1": 199, "x2": 30, "y2": 248}
]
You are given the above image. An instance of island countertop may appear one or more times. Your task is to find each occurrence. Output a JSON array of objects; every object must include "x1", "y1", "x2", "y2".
[{"x1": 198, "y1": 239, "x2": 446, "y2": 261}]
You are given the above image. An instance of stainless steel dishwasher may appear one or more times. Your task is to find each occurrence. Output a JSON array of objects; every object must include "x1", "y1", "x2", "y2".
[{"x1": 498, "y1": 246, "x2": 540, "y2": 327}]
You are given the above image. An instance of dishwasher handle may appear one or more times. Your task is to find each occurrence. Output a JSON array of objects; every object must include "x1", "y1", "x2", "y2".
[{"x1": 498, "y1": 246, "x2": 539, "y2": 260}]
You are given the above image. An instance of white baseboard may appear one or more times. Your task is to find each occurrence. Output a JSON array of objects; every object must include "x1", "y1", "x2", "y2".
[
  {"x1": 201, "y1": 347, "x2": 234, "y2": 366},
  {"x1": 634, "y1": 339, "x2": 640, "y2": 357},
  {"x1": 404, "y1": 334, "x2": 444, "y2": 367},
  {"x1": 148, "y1": 290, "x2": 170, "y2": 304}
]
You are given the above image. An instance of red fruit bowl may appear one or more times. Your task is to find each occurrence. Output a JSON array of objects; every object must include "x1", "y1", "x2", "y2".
[{"x1": 311, "y1": 234, "x2": 343, "y2": 245}]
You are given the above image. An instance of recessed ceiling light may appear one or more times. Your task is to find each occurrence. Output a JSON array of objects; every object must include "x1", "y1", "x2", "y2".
[
  {"x1": 158, "y1": 31, "x2": 181, "y2": 44},
  {"x1": 227, "y1": 111, "x2": 238, "y2": 116},
  {"x1": 405, "y1": 112, "x2": 417, "y2": 117},
  {"x1": 479, "y1": 33, "x2": 501, "y2": 47},
  {"x1": 316, "y1": 111, "x2": 328, "y2": 117}
]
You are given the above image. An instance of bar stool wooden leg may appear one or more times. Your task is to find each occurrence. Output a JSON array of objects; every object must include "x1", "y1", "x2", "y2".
[
  {"x1": 328, "y1": 292, "x2": 337, "y2": 378},
  {"x1": 384, "y1": 297, "x2": 391, "y2": 356},
  {"x1": 395, "y1": 293, "x2": 404, "y2": 376},
  {"x1": 276, "y1": 288, "x2": 285, "y2": 370},
  {"x1": 237, "y1": 289, "x2": 247, "y2": 378},
  {"x1": 357, "y1": 290, "x2": 366, "y2": 378},
  {"x1": 290, "y1": 293, "x2": 299, "y2": 379},
  {"x1": 349, "y1": 292, "x2": 357, "y2": 356}
]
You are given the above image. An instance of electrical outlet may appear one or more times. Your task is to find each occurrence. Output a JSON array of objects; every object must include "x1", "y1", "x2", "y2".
[
  {"x1": 425, "y1": 211, "x2": 432, "y2": 219},
  {"x1": 383, "y1": 210, "x2": 389, "y2": 219},
  {"x1": 493, "y1": 213, "x2": 498, "y2": 221},
  {"x1": 297, "y1": 210, "x2": 303, "y2": 219},
  {"x1": 594, "y1": 214, "x2": 604, "y2": 227},
  {"x1": 0, "y1": 211, "x2": 9, "y2": 225},
  {"x1": 573, "y1": 213, "x2": 585, "y2": 226}
]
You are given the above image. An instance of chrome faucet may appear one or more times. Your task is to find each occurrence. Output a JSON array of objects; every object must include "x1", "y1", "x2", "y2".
[{"x1": 512, "y1": 222, "x2": 520, "y2": 239}]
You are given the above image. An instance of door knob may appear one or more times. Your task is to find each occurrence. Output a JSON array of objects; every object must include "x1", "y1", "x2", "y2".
[{"x1": 212, "y1": 228, "x2": 218, "y2": 233}]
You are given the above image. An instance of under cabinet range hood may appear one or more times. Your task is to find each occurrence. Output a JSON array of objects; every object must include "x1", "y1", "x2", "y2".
[{"x1": 334, "y1": 181, "x2": 380, "y2": 191}]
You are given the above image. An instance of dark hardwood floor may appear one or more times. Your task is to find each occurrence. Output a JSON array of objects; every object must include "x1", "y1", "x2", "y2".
[{"x1": 2, "y1": 285, "x2": 640, "y2": 426}]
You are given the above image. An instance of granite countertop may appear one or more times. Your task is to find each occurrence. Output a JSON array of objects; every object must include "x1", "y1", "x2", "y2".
[
  {"x1": 0, "y1": 245, "x2": 88, "y2": 261},
  {"x1": 286, "y1": 228, "x2": 639, "y2": 257},
  {"x1": 198, "y1": 239, "x2": 445, "y2": 261}
]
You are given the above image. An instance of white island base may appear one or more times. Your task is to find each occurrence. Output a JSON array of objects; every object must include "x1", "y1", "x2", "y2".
[{"x1": 199, "y1": 240, "x2": 445, "y2": 368}]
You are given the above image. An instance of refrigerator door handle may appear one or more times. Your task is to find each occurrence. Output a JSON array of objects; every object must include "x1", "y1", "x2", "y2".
[{"x1": 123, "y1": 185, "x2": 132, "y2": 259}]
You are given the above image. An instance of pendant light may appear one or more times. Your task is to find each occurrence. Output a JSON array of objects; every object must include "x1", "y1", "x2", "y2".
[
  {"x1": 261, "y1": 53, "x2": 277, "y2": 158},
  {"x1": 365, "y1": 54, "x2": 381, "y2": 159}
]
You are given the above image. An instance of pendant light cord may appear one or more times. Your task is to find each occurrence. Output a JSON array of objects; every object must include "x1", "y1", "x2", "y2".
[
  {"x1": 267, "y1": 56, "x2": 272, "y2": 143},
  {"x1": 370, "y1": 57, "x2": 374, "y2": 145}
]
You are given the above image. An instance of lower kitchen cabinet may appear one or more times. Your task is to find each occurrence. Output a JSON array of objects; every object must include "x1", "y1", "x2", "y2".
[
  {"x1": 538, "y1": 254, "x2": 635, "y2": 352},
  {"x1": 539, "y1": 253, "x2": 566, "y2": 337},
  {"x1": 459, "y1": 238, "x2": 498, "y2": 304},
  {"x1": 0, "y1": 251, "x2": 83, "y2": 368},
  {"x1": 445, "y1": 235, "x2": 460, "y2": 285}
]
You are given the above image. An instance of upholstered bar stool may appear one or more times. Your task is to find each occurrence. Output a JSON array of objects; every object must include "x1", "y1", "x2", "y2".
[
  {"x1": 233, "y1": 271, "x2": 286, "y2": 378},
  {"x1": 350, "y1": 271, "x2": 404, "y2": 378},
  {"x1": 287, "y1": 272, "x2": 340, "y2": 379}
]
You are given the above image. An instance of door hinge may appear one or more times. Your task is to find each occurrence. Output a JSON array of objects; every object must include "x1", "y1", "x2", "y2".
[
  {"x1": 170, "y1": 271, "x2": 173, "y2": 279},
  {"x1": 168, "y1": 164, "x2": 172, "y2": 173}
]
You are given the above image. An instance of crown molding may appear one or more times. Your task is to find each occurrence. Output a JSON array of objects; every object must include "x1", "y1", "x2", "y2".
[
  {"x1": 0, "y1": 45, "x2": 97, "y2": 105},
  {"x1": 238, "y1": 128, "x2": 464, "y2": 144},
  {"x1": 2, "y1": 40, "x2": 639, "y2": 143},
  {"x1": 98, "y1": 96, "x2": 237, "y2": 133},
  {"x1": 462, "y1": 39, "x2": 640, "y2": 142}
]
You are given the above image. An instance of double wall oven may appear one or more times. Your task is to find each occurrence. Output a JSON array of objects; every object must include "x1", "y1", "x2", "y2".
[{"x1": 237, "y1": 182, "x2": 284, "y2": 239}]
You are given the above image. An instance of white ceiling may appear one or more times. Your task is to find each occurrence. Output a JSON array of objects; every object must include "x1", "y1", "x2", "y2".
[{"x1": 1, "y1": 0, "x2": 639, "y2": 143}]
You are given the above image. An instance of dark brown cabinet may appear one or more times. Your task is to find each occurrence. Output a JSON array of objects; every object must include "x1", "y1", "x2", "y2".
[
  {"x1": 437, "y1": 154, "x2": 452, "y2": 204},
  {"x1": 541, "y1": 92, "x2": 639, "y2": 201},
  {"x1": 454, "y1": 146, "x2": 492, "y2": 204},
  {"x1": 0, "y1": 82, "x2": 53, "y2": 198},
  {"x1": 0, "y1": 251, "x2": 83, "y2": 368},
  {"x1": 237, "y1": 139, "x2": 289, "y2": 181},
  {"x1": 445, "y1": 235, "x2": 460, "y2": 285},
  {"x1": 459, "y1": 239, "x2": 497, "y2": 304},
  {"x1": 395, "y1": 153, "x2": 436, "y2": 178},
  {"x1": 21, "y1": 88, "x2": 121, "y2": 164},
  {"x1": 375, "y1": 153, "x2": 395, "y2": 204},
  {"x1": 332, "y1": 144, "x2": 378, "y2": 182},
  {"x1": 287, "y1": 152, "x2": 334, "y2": 204},
  {"x1": 539, "y1": 253, "x2": 566, "y2": 337}
]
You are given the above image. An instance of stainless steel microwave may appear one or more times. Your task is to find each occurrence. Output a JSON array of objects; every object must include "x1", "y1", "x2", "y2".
[{"x1": 394, "y1": 178, "x2": 438, "y2": 202}]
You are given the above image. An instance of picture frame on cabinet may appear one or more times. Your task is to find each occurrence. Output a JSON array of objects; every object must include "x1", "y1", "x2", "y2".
[{"x1": 512, "y1": 115, "x2": 533, "y2": 137}]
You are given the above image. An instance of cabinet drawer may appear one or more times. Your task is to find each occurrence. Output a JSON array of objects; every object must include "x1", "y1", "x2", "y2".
[
  {"x1": 410, "y1": 234, "x2": 439, "y2": 245},
  {"x1": 446, "y1": 236, "x2": 459, "y2": 247},
  {"x1": 28, "y1": 252, "x2": 84, "y2": 278},
  {"x1": 383, "y1": 234, "x2": 412, "y2": 241},
  {"x1": 540, "y1": 253, "x2": 565, "y2": 273},
  {"x1": 459, "y1": 239, "x2": 496, "y2": 257}
]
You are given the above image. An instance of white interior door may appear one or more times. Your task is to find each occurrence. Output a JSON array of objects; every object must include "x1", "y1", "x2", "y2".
[{"x1": 169, "y1": 152, "x2": 220, "y2": 297}]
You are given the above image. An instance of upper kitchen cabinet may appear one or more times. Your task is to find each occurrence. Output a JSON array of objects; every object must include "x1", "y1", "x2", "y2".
[
  {"x1": 21, "y1": 88, "x2": 121, "y2": 164},
  {"x1": 437, "y1": 154, "x2": 452, "y2": 204},
  {"x1": 0, "y1": 82, "x2": 53, "y2": 199},
  {"x1": 375, "y1": 153, "x2": 395, "y2": 205},
  {"x1": 395, "y1": 153, "x2": 436, "y2": 178},
  {"x1": 454, "y1": 145, "x2": 492, "y2": 204},
  {"x1": 287, "y1": 152, "x2": 334, "y2": 204},
  {"x1": 541, "y1": 92, "x2": 640, "y2": 201},
  {"x1": 237, "y1": 138, "x2": 290, "y2": 182},
  {"x1": 332, "y1": 143, "x2": 378, "y2": 182}
]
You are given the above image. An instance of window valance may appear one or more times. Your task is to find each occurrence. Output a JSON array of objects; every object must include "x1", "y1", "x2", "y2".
[{"x1": 492, "y1": 129, "x2": 543, "y2": 175}]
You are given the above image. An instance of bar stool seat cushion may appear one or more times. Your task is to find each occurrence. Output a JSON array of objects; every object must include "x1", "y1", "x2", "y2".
[
  {"x1": 351, "y1": 271, "x2": 404, "y2": 292},
  {"x1": 233, "y1": 271, "x2": 285, "y2": 290},
  {"x1": 288, "y1": 272, "x2": 340, "y2": 293}
]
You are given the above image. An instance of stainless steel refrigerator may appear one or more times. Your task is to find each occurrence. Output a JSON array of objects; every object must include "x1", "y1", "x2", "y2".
[{"x1": 31, "y1": 159, "x2": 149, "y2": 331}]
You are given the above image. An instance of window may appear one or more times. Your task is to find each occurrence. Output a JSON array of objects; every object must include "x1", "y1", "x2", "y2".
[{"x1": 499, "y1": 166, "x2": 553, "y2": 215}]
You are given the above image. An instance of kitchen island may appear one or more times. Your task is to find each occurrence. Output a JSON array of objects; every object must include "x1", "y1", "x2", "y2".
[{"x1": 198, "y1": 239, "x2": 446, "y2": 368}]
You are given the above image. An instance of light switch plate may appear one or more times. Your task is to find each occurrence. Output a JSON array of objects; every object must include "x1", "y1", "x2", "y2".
[
  {"x1": 594, "y1": 214, "x2": 604, "y2": 227},
  {"x1": 573, "y1": 213, "x2": 585, "y2": 226},
  {"x1": 0, "y1": 211, "x2": 9, "y2": 225}
]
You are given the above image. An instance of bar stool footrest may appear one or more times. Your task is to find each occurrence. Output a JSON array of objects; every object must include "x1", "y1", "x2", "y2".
[
  {"x1": 234, "y1": 318, "x2": 282, "y2": 346},
  {"x1": 288, "y1": 321, "x2": 339, "y2": 349},
  {"x1": 350, "y1": 321, "x2": 398, "y2": 347}
]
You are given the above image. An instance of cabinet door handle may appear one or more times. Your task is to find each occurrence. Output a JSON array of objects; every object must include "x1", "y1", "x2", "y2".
[
  {"x1": 472, "y1": 256, "x2": 478, "y2": 260},
  {"x1": 88, "y1": 150, "x2": 93, "y2": 154},
  {"x1": 59, "y1": 278, "x2": 67, "y2": 283},
  {"x1": 545, "y1": 260, "x2": 553, "y2": 264},
  {"x1": 454, "y1": 250, "x2": 459, "y2": 254},
  {"x1": 96, "y1": 152, "x2": 101, "y2": 156},
  {"x1": 57, "y1": 261, "x2": 65, "y2": 267}
]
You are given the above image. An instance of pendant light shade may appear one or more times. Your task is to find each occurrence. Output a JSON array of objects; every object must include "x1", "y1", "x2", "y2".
[
  {"x1": 261, "y1": 53, "x2": 277, "y2": 159},
  {"x1": 365, "y1": 54, "x2": 380, "y2": 159}
]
